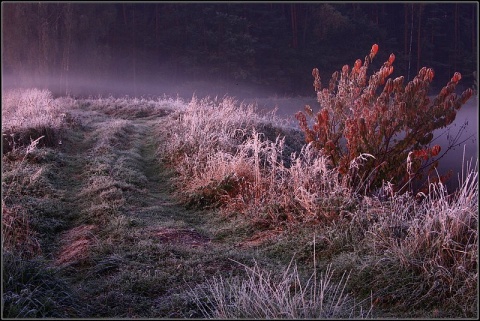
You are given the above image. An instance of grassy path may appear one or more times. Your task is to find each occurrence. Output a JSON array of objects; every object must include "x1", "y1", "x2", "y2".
[
  {"x1": 47, "y1": 108, "x2": 251, "y2": 317},
  {"x1": 128, "y1": 119, "x2": 205, "y2": 229},
  {"x1": 1, "y1": 101, "x2": 389, "y2": 318},
  {"x1": 4, "y1": 90, "x2": 477, "y2": 319},
  {"x1": 5, "y1": 96, "x2": 475, "y2": 318}
]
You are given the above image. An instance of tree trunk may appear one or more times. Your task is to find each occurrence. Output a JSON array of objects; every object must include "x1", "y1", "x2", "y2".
[
  {"x1": 62, "y1": 3, "x2": 73, "y2": 95},
  {"x1": 155, "y1": 4, "x2": 159, "y2": 42},
  {"x1": 123, "y1": 4, "x2": 128, "y2": 26},
  {"x1": 404, "y1": 4, "x2": 409, "y2": 56},
  {"x1": 472, "y1": 7, "x2": 476, "y2": 53},
  {"x1": 416, "y1": 5, "x2": 423, "y2": 73},
  {"x1": 454, "y1": 3, "x2": 458, "y2": 71},
  {"x1": 38, "y1": 3, "x2": 49, "y2": 81},
  {"x1": 472, "y1": 10, "x2": 478, "y2": 53},
  {"x1": 291, "y1": 4, "x2": 298, "y2": 49},
  {"x1": 302, "y1": 5, "x2": 308, "y2": 49},
  {"x1": 132, "y1": 7, "x2": 137, "y2": 97}
]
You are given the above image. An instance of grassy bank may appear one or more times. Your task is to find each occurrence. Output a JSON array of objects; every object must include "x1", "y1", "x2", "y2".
[{"x1": 2, "y1": 89, "x2": 477, "y2": 318}]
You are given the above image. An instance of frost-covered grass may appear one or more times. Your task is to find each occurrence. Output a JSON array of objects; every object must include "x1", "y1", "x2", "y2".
[
  {"x1": 189, "y1": 259, "x2": 371, "y2": 319},
  {"x1": 359, "y1": 158, "x2": 478, "y2": 315},
  {"x1": 76, "y1": 94, "x2": 184, "y2": 119},
  {"x1": 2, "y1": 88, "x2": 68, "y2": 130},
  {"x1": 1, "y1": 89, "x2": 477, "y2": 318},
  {"x1": 157, "y1": 94, "x2": 478, "y2": 317},
  {"x1": 2, "y1": 88, "x2": 74, "y2": 152}
]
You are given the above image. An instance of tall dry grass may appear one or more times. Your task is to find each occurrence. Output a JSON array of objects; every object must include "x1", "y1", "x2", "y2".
[
  {"x1": 2, "y1": 119, "x2": 82, "y2": 317},
  {"x1": 77, "y1": 94, "x2": 183, "y2": 119},
  {"x1": 358, "y1": 156, "x2": 478, "y2": 315},
  {"x1": 2, "y1": 136, "x2": 47, "y2": 258},
  {"x1": 189, "y1": 256, "x2": 371, "y2": 319},
  {"x1": 2, "y1": 89, "x2": 74, "y2": 256},
  {"x1": 157, "y1": 95, "x2": 274, "y2": 160},
  {"x1": 156, "y1": 95, "x2": 352, "y2": 223},
  {"x1": 158, "y1": 94, "x2": 477, "y2": 316},
  {"x1": 2, "y1": 88, "x2": 73, "y2": 152},
  {"x1": 2, "y1": 88, "x2": 66, "y2": 130}
]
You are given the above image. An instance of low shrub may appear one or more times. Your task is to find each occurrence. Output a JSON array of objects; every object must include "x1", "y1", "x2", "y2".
[{"x1": 295, "y1": 44, "x2": 474, "y2": 193}]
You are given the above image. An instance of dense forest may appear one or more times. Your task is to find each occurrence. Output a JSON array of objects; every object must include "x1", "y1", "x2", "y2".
[{"x1": 2, "y1": 2, "x2": 478, "y2": 97}]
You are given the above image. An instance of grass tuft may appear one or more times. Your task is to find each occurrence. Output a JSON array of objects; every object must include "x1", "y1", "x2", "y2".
[{"x1": 189, "y1": 256, "x2": 372, "y2": 319}]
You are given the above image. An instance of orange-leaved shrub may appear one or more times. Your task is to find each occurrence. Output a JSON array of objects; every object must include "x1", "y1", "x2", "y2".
[{"x1": 296, "y1": 44, "x2": 474, "y2": 193}]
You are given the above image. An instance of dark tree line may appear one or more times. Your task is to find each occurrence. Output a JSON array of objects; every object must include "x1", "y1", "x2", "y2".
[{"x1": 2, "y1": 2, "x2": 477, "y2": 96}]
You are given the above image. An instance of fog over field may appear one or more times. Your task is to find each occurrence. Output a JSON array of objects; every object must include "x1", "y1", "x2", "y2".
[{"x1": 1, "y1": 72, "x2": 276, "y2": 100}]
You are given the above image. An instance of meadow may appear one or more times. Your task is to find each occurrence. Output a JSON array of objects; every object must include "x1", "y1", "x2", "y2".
[{"x1": 1, "y1": 84, "x2": 477, "y2": 318}]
